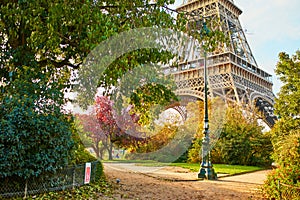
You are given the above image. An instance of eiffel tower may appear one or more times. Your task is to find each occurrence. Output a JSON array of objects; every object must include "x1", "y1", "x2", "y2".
[{"x1": 172, "y1": 0, "x2": 276, "y2": 126}]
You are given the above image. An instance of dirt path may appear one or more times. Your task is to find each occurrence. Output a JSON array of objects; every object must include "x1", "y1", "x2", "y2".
[{"x1": 102, "y1": 163, "x2": 269, "y2": 200}]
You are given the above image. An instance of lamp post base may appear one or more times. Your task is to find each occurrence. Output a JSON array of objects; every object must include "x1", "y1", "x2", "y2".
[
  {"x1": 198, "y1": 136, "x2": 217, "y2": 180},
  {"x1": 198, "y1": 166, "x2": 217, "y2": 180}
]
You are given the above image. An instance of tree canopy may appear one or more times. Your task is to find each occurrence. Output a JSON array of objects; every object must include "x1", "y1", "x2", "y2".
[
  {"x1": 273, "y1": 50, "x2": 300, "y2": 132},
  {"x1": 272, "y1": 49, "x2": 300, "y2": 149},
  {"x1": 0, "y1": 0, "x2": 185, "y2": 177},
  {"x1": 0, "y1": 0, "x2": 189, "y2": 122},
  {"x1": 211, "y1": 105, "x2": 272, "y2": 166},
  {"x1": 0, "y1": 0, "x2": 227, "y2": 177},
  {"x1": 263, "y1": 50, "x2": 300, "y2": 199}
]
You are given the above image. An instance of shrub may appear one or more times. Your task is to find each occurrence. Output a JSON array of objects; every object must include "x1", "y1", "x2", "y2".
[
  {"x1": 0, "y1": 98, "x2": 74, "y2": 179},
  {"x1": 263, "y1": 50, "x2": 300, "y2": 198},
  {"x1": 263, "y1": 131, "x2": 300, "y2": 199},
  {"x1": 188, "y1": 105, "x2": 273, "y2": 166},
  {"x1": 70, "y1": 126, "x2": 98, "y2": 164},
  {"x1": 0, "y1": 66, "x2": 74, "y2": 179},
  {"x1": 187, "y1": 138, "x2": 202, "y2": 163}
]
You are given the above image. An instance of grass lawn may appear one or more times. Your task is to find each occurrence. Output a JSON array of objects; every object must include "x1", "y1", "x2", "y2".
[
  {"x1": 103, "y1": 160, "x2": 265, "y2": 175},
  {"x1": 170, "y1": 163, "x2": 264, "y2": 175},
  {"x1": 103, "y1": 159, "x2": 158, "y2": 163}
]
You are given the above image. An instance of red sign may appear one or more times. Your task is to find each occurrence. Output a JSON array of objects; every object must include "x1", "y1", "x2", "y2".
[{"x1": 84, "y1": 162, "x2": 91, "y2": 184}]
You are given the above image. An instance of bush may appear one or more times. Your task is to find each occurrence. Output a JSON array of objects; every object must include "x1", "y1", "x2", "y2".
[
  {"x1": 263, "y1": 131, "x2": 300, "y2": 199},
  {"x1": 188, "y1": 105, "x2": 273, "y2": 166},
  {"x1": 0, "y1": 98, "x2": 74, "y2": 179},
  {"x1": 125, "y1": 123, "x2": 193, "y2": 163},
  {"x1": 263, "y1": 50, "x2": 300, "y2": 198},
  {"x1": 70, "y1": 127, "x2": 98, "y2": 164},
  {"x1": 0, "y1": 66, "x2": 74, "y2": 179},
  {"x1": 211, "y1": 129, "x2": 273, "y2": 166},
  {"x1": 69, "y1": 126, "x2": 104, "y2": 180},
  {"x1": 187, "y1": 138, "x2": 202, "y2": 163}
]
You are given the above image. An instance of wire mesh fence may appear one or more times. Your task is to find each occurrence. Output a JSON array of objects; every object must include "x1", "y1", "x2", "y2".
[
  {"x1": 0, "y1": 161, "x2": 100, "y2": 198},
  {"x1": 278, "y1": 180, "x2": 300, "y2": 200}
]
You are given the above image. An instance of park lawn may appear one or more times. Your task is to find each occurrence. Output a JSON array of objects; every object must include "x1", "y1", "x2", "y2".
[
  {"x1": 102, "y1": 160, "x2": 264, "y2": 175},
  {"x1": 169, "y1": 163, "x2": 264, "y2": 175},
  {"x1": 103, "y1": 159, "x2": 158, "y2": 163}
]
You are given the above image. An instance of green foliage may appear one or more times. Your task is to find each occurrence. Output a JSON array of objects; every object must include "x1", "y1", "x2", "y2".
[
  {"x1": 0, "y1": 0, "x2": 187, "y2": 123},
  {"x1": 211, "y1": 105, "x2": 272, "y2": 166},
  {"x1": 187, "y1": 138, "x2": 202, "y2": 163},
  {"x1": 73, "y1": 116, "x2": 94, "y2": 148},
  {"x1": 133, "y1": 124, "x2": 177, "y2": 153},
  {"x1": 275, "y1": 51, "x2": 300, "y2": 122},
  {"x1": 0, "y1": 0, "x2": 227, "y2": 180},
  {"x1": 187, "y1": 104, "x2": 272, "y2": 166},
  {"x1": 263, "y1": 131, "x2": 300, "y2": 199},
  {"x1": 112, "y1": 64, "x2": 179, "y2": 126},
  {"x1": 69, "y1": 127, "x2": 97, "y2": 165},
  {"x1": 0, "y1": 66, "x2": 74, "y2": 179},
  {"x1": 264, "y1": 50, "x2": 300, "y2": 199}
]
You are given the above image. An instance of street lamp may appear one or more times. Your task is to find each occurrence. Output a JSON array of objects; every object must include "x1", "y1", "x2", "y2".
[{"x1": 197, "y1": 21, "x2": 217, "y2": 180}]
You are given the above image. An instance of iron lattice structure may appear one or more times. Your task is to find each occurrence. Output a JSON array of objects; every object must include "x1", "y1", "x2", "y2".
[{"x1": 171, "y1": 0, "x2": 276, "y2": 126}]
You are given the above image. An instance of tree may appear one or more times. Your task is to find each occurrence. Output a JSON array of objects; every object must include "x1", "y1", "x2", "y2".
[
  {"x1": 273, "y1": 51, "x2": 300, "y2": 132},
  {"x1": 0, "y1": 0, "x2": 188, "y2": 125},
  {"x1": 0, "y1": 0, "x2": 226, "y2": 176},
  {"x1": 0, "y1": 0, "x2": 226, "y2": 113},
  {"x1": 211, "y1": 105, "x2": 272, "y2": 166},
  {"x1": 0, "y1": 0, "x2": 184, "y2": 177},
  {"x1": 263, "y1": 50, "x2": 300, "y2": 199},
  {"x1": 186, "y1": 98, "x2": 227, "y2": 163},
  {"x1": 187, "y1": 101, "x2": 272, "y2": 166},
  {"x1": 0, "y1": 0, "x2": 187, "y2": 107},
  {"x1": 0, "y1": 0, "x2": 182, "y2": 72},
  {"x1": 75, "y1": 113, "x2": 107, "y2": 159},
  {"x1": 124, "y1": 112, "x2": 196, "y2": 163},
  {"x1": 94, "y1": 95, "x2": 121, "y2": 160}
]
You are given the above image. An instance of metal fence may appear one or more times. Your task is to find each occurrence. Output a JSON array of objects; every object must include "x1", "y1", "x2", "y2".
[
  {"x1": 278, "y1": 180, "x2": 300, "y2": 200},
  {"x1": 0, "y1": 161, "x2": 100, "y2": 198}
]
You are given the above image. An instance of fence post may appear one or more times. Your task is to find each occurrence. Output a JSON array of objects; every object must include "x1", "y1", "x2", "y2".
[
  {"x1": 278, "y1": 180, "x2": 282, "y2": 200},
  {"x1": 24, "y1": 179, "x2": 28, "y2": 199},
  {"x1": 91, "y1": 161, "x2": 97, "y2": 182},
  {"x1": 94, "y1": 161, "x2": 98, "y2": 181},
  {"x1": 72, "y1": 167, "x2": 76, "y2": 190}
]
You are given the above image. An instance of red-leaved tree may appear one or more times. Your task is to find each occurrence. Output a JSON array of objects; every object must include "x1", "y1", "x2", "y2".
[
  {"x1": 94, "y1": 95, "x2": 121, "y2": 160},
  {"x1": 76, "y1": 113, "x2": 107, "y2": 159},
  {"x1": 94, "y1": 95, "x2": 150, "y2": 159},
  {"x1": 77, "y1": 95, "x2": 150, "y2": 160}
]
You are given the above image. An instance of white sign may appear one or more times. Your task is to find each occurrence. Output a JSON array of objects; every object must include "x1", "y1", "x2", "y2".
[{"x1": 84, "y1": 162, "x2": 91, "y2": 184}]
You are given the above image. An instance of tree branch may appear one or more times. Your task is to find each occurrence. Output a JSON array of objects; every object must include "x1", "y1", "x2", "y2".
[{"x1": 38, "y1": 58, "x2": 82, "y2": 69}]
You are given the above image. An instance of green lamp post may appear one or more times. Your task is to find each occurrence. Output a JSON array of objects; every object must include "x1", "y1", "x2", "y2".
[{"x1": 197, "y1": 21, "x2": 217, "y2": 180}]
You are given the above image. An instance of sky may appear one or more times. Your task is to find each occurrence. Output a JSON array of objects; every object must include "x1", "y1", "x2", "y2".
[{"x1": 171, "y1": 0, "x2": 300, "y2": 95}]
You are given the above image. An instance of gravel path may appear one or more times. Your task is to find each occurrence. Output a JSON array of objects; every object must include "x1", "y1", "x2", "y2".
[{"x1": 102, "y1": 163, "x2": 270, "y2": 200}]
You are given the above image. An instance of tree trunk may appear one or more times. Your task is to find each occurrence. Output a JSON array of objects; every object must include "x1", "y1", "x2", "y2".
[
  {"x1": 108, "y1": 135, "x2": 113, "y2": 160},
  {"x1": 108, "y1": 142, "x2": 113, "y2": 160},
  {"x1": 99, "y1": 146, "x2": 106, "y2": 160},
  {"x1": 95, "y1": 147, "x2": 100, "y2": 158},
  {"x1": 92, "y1": 142, "x2": 101, "y2": 159},
  {"x1": 99, "y1": 148, "x2": 103, "y2": 160}
]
